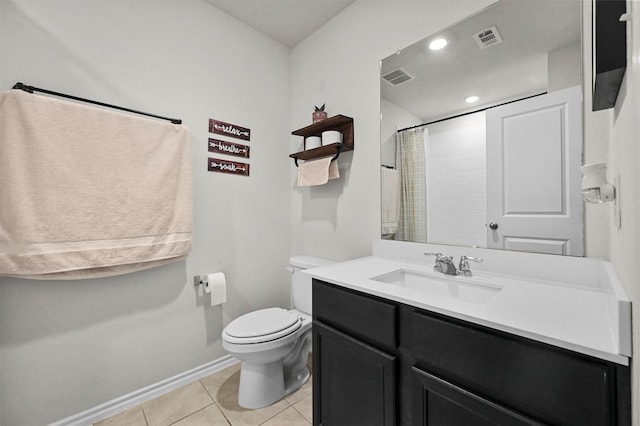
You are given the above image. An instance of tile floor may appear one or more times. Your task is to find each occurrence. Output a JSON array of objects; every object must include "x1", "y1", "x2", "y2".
[{"x1": 93, "y1": 358, "x2": 312, "y2": 426}]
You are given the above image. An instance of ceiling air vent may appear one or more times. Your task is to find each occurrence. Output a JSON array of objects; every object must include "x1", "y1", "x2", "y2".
[
  {"x1": 382, "y1": 68, "x2": 413, "y2": 86},
  {"x1": 473, "y1": 26, "x2": 503, "y2": 49}
]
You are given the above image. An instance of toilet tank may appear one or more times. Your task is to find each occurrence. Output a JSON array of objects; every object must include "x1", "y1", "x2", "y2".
[{"x1": 289, "y1": 256, "x2": 334, "y2": 315}]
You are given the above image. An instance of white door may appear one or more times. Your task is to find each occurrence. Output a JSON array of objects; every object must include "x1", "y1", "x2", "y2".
[{"x1": 486, "y1": 86, "x2": 583, "y2": 256}]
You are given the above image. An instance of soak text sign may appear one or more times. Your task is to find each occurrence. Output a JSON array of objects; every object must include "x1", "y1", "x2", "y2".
[{"x1": 208, "y1": 157, "x2": 250, "y2": 176}]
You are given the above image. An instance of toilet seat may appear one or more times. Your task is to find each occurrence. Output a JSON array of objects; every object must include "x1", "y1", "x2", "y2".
[{"x1": 223, "y1": 308, "x2": 302, "y2": 344}]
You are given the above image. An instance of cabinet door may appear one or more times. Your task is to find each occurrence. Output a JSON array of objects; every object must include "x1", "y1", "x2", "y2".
[
  {"x1": 313, "y1": 321, "x2": 396, "y2": 426},
  {"x1": 412, "y1": 310, "x2": 617, "y2": 425},
  {"x1": 412, "y1": 367, "x2": 543, "y2": 426}
]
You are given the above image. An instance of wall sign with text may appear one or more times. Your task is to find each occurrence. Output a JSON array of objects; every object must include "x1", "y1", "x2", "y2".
[
  {"x1": 209, "y1": 119, "x2": 251, "y2": 141},
  {"x1": 208, "y1": 157, "x2": 250, "y2": 177},
  {"x1": 208, "y1": 138, "x2": 250, "y2": 158}
]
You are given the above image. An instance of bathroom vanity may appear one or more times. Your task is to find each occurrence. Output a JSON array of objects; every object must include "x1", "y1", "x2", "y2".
[{"x1": 307, "y1": 241, "x2": 632, "y2": 426}]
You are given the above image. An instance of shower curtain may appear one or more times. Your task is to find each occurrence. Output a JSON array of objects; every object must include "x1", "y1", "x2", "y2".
[{"x1": 395, "y1": 127, "x2": 427, "y2": 243}]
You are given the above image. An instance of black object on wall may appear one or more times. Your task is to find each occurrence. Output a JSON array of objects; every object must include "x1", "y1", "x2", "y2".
[
  {"x1": 592, "y1": 0, "x2": 627, "y2": 111},
  {"x1": 12, "y1": 82, "x2": 182, "y2": 124}
]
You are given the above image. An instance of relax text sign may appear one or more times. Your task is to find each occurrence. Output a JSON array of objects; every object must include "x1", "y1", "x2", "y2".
[{"x1": 209, "y1": 119, "x2": 250, "y2": 141}]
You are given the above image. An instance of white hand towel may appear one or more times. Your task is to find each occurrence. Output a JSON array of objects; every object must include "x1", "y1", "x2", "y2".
[
  {"x1": 297, "y1": 157, "x2": 339, "y2": 186},
  {"x1": 381, "y1": 167, "x2": 400, "y2": 235},
  {"x1": 328, "y1": 159, "x2": 340, "y2": 180}
]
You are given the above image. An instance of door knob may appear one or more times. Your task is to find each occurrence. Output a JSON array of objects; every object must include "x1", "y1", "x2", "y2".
[{"x1": 489, "y1": 222, "x2": 499, "y2": 230}]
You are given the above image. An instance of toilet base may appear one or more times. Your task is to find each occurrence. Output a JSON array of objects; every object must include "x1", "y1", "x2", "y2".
[
  {"x1": 236, "y1": 331, "x2": 312, "y2": 409},
  {"x1": 224, "y1": 314, "x2": 313, "y2": 409},
  {"x1": 238, "y1": 361, "x2": 285, "y2": 409},
  {"x1": 237, "y1": 361, "x2": 310, "y2": 409}
]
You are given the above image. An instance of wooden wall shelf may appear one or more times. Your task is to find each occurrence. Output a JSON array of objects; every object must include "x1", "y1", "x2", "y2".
[{"x1": 290, "y1": 114, "x2": 354, "y2": 165}]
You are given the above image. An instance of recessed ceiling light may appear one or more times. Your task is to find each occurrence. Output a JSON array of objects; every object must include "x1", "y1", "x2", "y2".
[
  {"x1": 429, "y1": 38, "x2": 447, "y2": 51},
  {"x1": 465, "y1": 96, "x2": 479, "y2": 103}
]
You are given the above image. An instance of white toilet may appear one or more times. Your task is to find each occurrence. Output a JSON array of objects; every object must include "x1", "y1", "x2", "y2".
[{"x1": 221, "y1": 255, "x2": 333, "y2": 409}]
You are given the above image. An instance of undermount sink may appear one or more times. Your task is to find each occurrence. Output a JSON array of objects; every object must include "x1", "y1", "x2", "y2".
[{"x1": 370, "y1": 269, "x2": 502, "y2": 304}]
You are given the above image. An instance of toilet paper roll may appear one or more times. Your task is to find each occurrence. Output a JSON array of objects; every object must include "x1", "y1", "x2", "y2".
[
  {"x1": 305, "y1": 136, "x2": 321, "y2": 150},
  {"x1": 205, "y1": 272, "x2": 226, "y2": 306},
  {"x1": 321, "y1": 130, "x2": 343, "y2": 146}
]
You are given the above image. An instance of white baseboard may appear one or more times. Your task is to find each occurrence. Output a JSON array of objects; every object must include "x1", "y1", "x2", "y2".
[{"x1": 49, "y1": 355, "x2": 239, "y2": 426}]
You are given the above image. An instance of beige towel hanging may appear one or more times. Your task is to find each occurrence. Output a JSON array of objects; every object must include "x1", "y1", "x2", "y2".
[
  {"x1": 0, "y1": 90, "x2": 192, "y2": 279},
  {"x1": 381, "y1": 167, "x2": 400, "y2": 235},
  {"x1": 297, "y1": 156, "x2": 339, "y2": 186}
]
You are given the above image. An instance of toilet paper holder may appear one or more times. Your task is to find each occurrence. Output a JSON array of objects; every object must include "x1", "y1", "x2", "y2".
[
  {"x1": 194, "y1": 273, "x2": 227, "y2": 306},
  {"x1": 194, "y1": 275, "x2": 208, "y2": 288}
]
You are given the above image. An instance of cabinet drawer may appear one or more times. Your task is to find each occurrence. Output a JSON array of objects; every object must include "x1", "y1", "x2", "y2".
[
  {"x1": 313, "y1": 279, "x2": 397, "y2": 350},
  {"x1": 412, "y1": 310, "x2": 615, "y2": 425}
]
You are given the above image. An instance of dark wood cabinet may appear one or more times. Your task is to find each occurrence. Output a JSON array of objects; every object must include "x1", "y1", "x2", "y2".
[
  {"x1": 312, "y1": 279, "x2": 631, "y2": 426},
  {"x1": 412, "y1": 367, "x2": 542, "y2": 426},
  {"x1": 313, "y1": 321, "x2": 396, "y2": 426},
  {"x1": 411, "y1": 310, "x2": 624, "y2": 425}
]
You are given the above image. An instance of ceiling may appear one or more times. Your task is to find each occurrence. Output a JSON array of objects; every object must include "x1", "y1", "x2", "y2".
[
  {"x1": 381, "y1": 0, "x2": 582, "y2": 122},
  {"x1": 204, "y1": 0, "x2": 582, "y2": 122},
  {"x1": 205, "y1": 0, "x2": 356, "y2": 48}
]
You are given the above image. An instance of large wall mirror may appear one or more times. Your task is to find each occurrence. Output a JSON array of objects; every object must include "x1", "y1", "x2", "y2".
[{"x1": 380, "y1": 0, "x2": 585, "y2": 256}]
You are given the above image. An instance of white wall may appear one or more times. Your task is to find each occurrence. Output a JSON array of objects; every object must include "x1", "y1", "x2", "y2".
[
  {"x1": 426, "y1": 113, "x2": 487, "y2": 247},
  {"x1": 290, "y1": 0, "x2": 497, "y2": 261},
  {"x1": 548, "y1": 42, "x2": 581, "y2": 92},
  {"x1": 606, "y1": 1, "x2": 640, "y2": 423},
  {"x1": 582, "y1": 1, "x2": 612, "y2": 260},
  {"x1": 579, "y1": 1, "x2": 639, "y2": 417},
  {"x1": 380, "y1": 98, "x2": 422, "y2": 168},
  {"x1": 0, "y1": 1, "x2": 291, "y2": 424}
]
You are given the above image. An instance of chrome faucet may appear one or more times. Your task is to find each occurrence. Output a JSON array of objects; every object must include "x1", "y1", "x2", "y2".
[
  {"x1": 439, "y1": 256, "x2": 458, "y2": 275},
  {"x1": 424, "y1": 252, "x2": 444, "y2": 272},
  {"x1": 425, "y1": 253, "x2": 458, "y2": 275},
  {"x1": 425, "y1": 253, "x2": 483, "y2": 276},
  {"x1": 458, "y1": 255, "x2": 483, "y2": 276}
]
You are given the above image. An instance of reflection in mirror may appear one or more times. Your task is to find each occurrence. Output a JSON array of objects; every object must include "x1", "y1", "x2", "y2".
[{"x1": 380, "y1": 0, "x2": 584, "y2": 256}]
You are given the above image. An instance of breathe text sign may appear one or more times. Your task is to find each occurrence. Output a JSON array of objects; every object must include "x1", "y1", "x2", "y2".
[{"x1": 208, "y1": 138, "x2": 250, "y2": 158}]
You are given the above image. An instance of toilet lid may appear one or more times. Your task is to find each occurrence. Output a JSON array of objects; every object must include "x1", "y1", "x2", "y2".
[{"x1": 225, "y1": 308, "x2": 301, "y2": 342}]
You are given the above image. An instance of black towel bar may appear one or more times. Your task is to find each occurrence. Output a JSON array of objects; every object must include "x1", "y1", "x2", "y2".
[
  {"x1": 12, "y1": 82, "x2": 182, "y2": 125},
  {"x1": 293, "y1": 143, "x2": 342, "y2": 167}
]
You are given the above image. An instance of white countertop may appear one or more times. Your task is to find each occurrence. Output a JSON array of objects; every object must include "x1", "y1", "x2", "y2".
[{"x1": 305, "y1": 242, "x2": 631, "y2": 365}]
